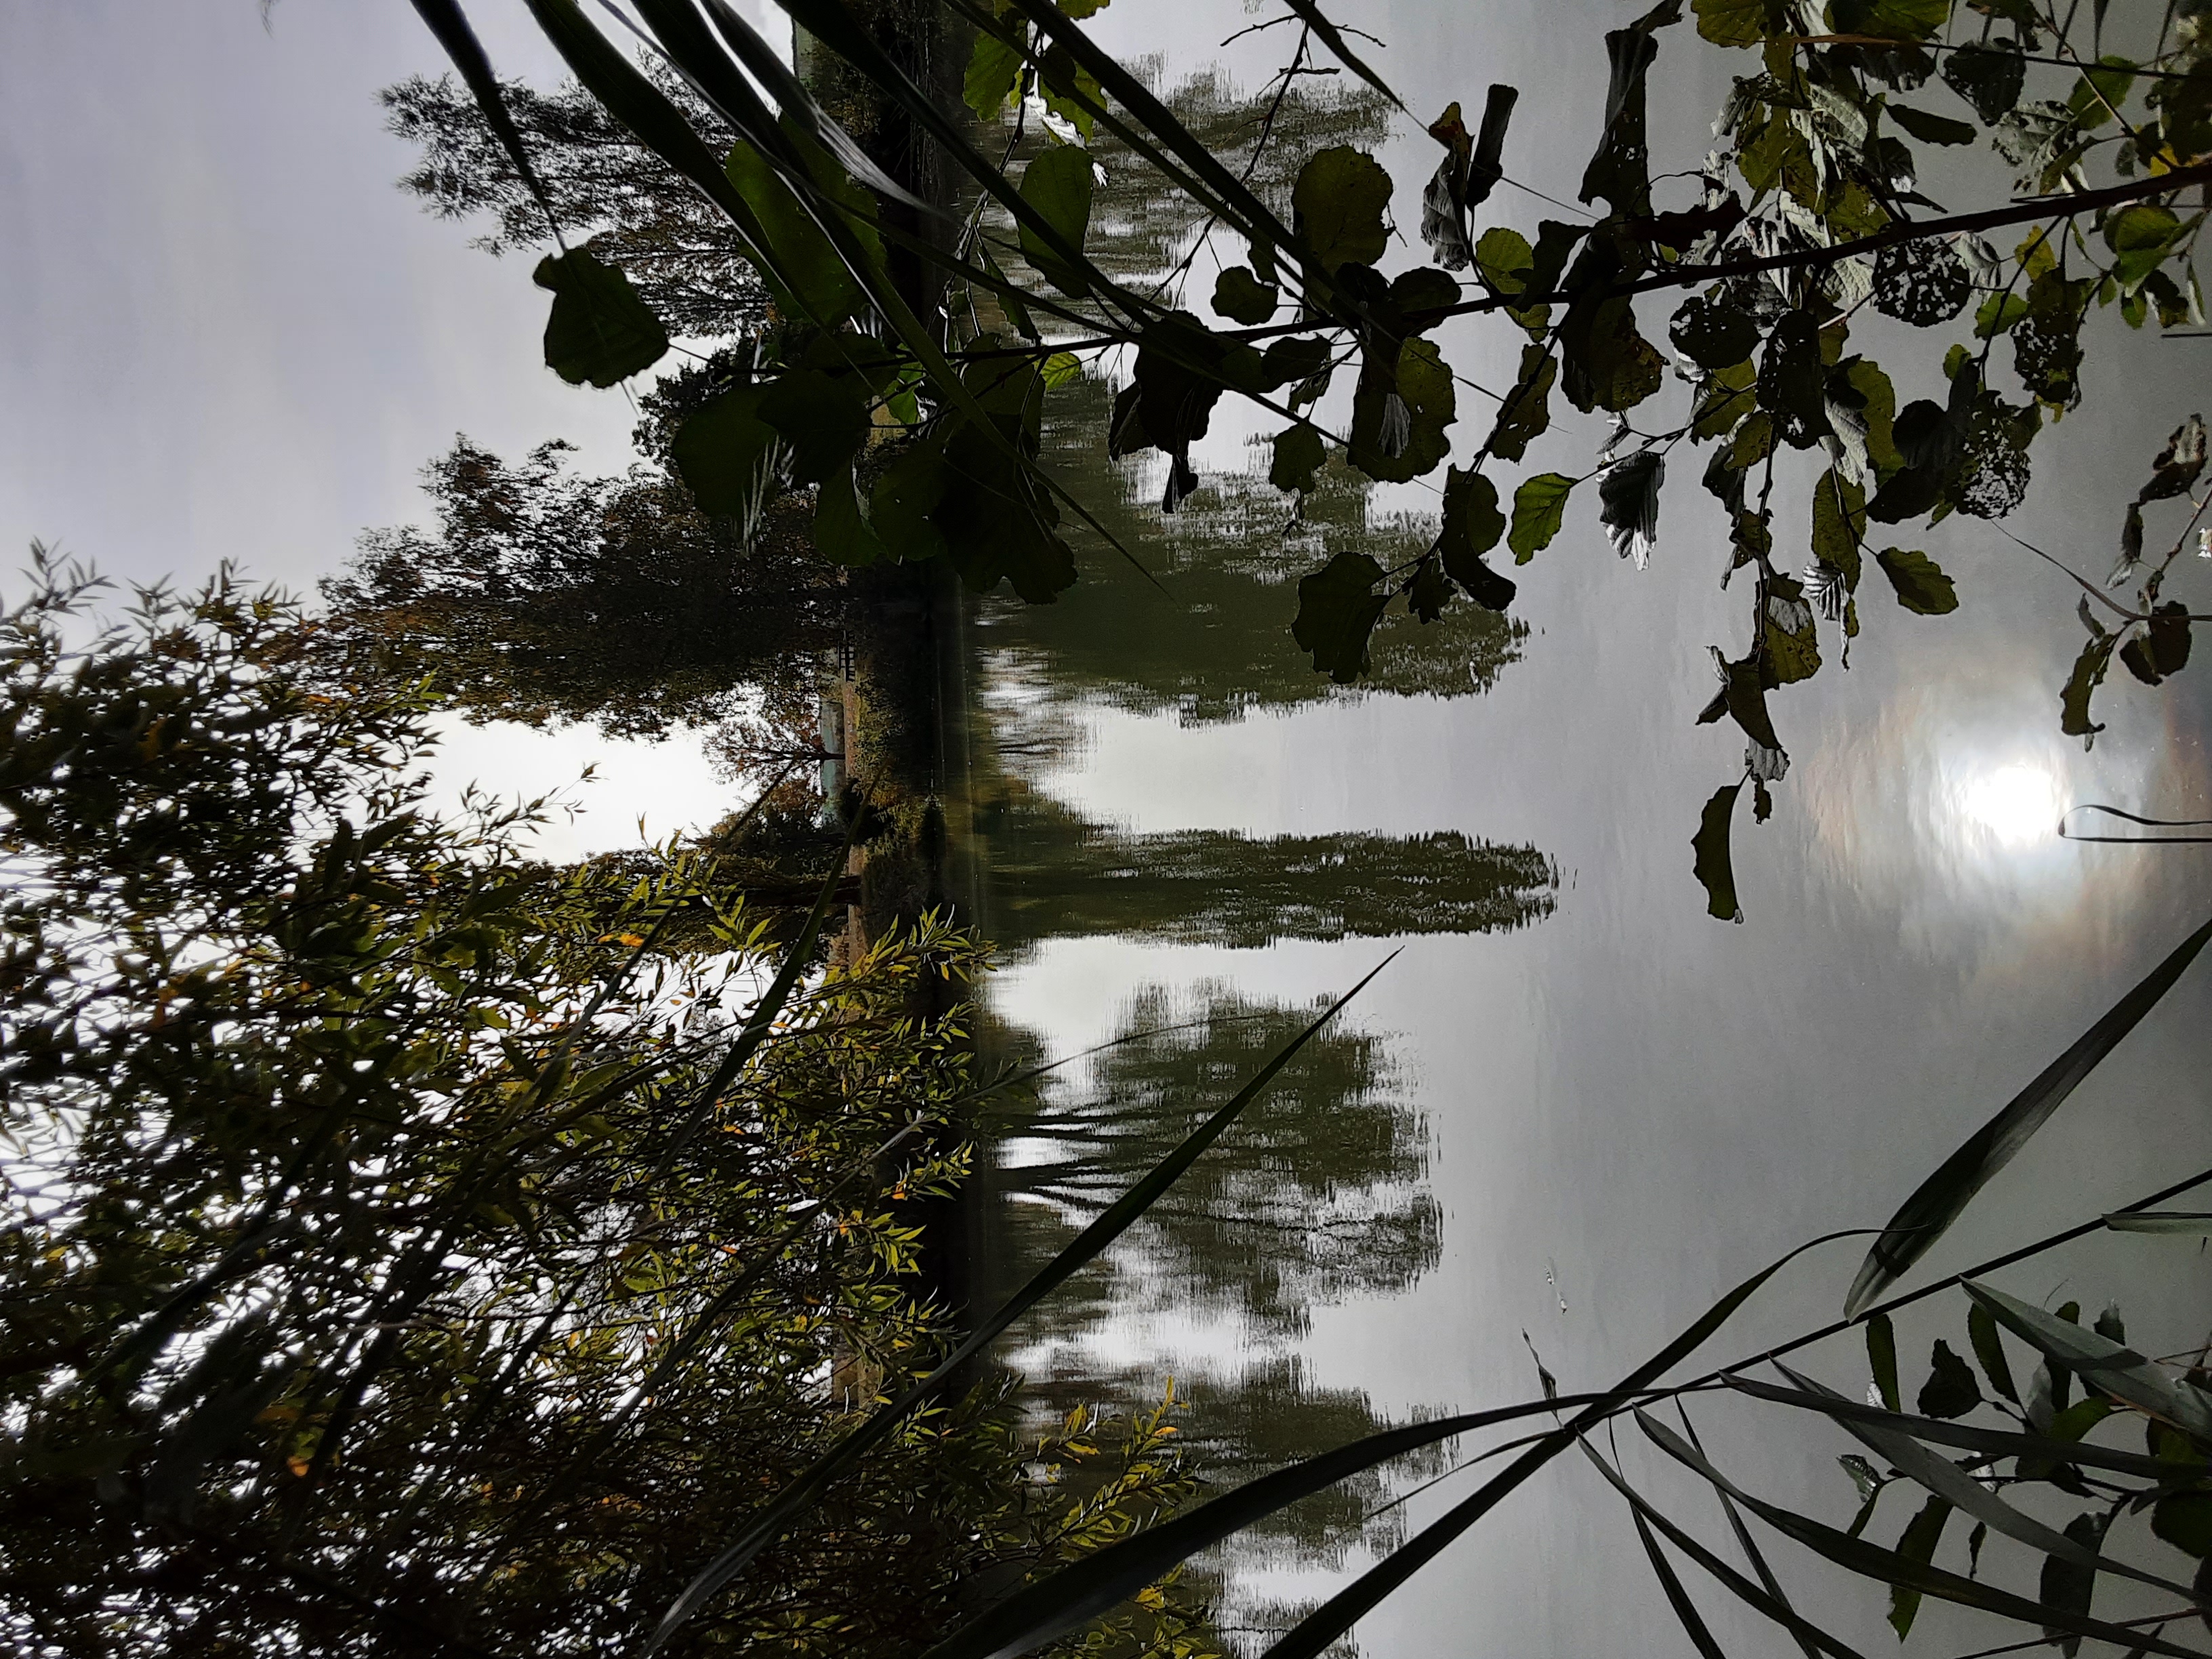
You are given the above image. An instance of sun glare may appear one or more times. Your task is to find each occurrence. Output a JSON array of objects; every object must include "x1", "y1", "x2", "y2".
[{"x1": 1962, "y1": 763, "x2": 2064, "y2": 847}]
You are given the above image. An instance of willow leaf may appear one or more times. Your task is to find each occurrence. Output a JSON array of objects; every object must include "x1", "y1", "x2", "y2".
[
  {"x1": 1964, "y1": 1282, "x2": 2212, "y2": 1442},
  {"x1": 1844, "y1": 914, "x2": 2212, "y2": 1317}
]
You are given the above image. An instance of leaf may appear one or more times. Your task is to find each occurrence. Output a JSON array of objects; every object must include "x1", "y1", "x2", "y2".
[
  {"x1": 1269, "y1": 424, "x2": 1327, "y2": 495},
  {"x1": 1438, "y1": 464, "x2": 1509, "y2": 603},
  {"x1": 759, "y1": 369, "x2": 871, "y2": 484},
  {"x1": 1039, "y1": 350, "x2": 1082, "y2": 388},
  {"x1": 1671, "y1": 296, "x2": 1759, "y2": 371},
  {"x1": 1490, "y1": 344, "x2": 1555, "y2": 462},
  {"x1": 1965, "y1": 1282, "x2": 2212, "y2": 1442},
  {"x1": 2041, "y1": 1513, "x2": 2104, "y2": 1659},
  {"x1": 964, "y1": 21, "x2": 1027, "y2": 119},
  {"x1": 1692, "y1": 0, "x2": 1781, "y2": 47},
  {"x1": 1943, "y1": 42, "x2": 2026, "y2": 123},
  {"x1": 811, "y1": 464, "x2": 885, "y2": 567},
  {"x1": 919, "y1": 1389, "x2": 1664, "y2": 1659},
  {"x1": 1018, "y1": 144, "x2": 1097, "y2": 298},
  {"x1": 1969, "y1": 1301, "x2": 2018, "y2": 1402},
  {"x1": 1868, "y1": 1313, "x2": 1900, "y2": 1412},
  {"x1": 1639, "y1": 1414, "x2": 2209, "y2": 1659},
  {"x1": 722, "y1": 138, "x2": 878, "y2": 327},
  {"x1": 1888, "y1": 1494, "x2": 1953, "y2": 1638},
  {"x1": 2153, "y1": 1493, "x2": 2212, "y2": 1559},
  {"x1": 1407, "y1": 558, "x2": 1452, "y2": 623},
  {"x1": 1887, "y1": 103, "x2": 1977, "y2": 145},
  {"x1": 647, "y1": 960, "x2": 1393, "y2": 1650},
  {"x1": 1561, "y1": 294, "x2": 1666, "y2": 413},
  {"x1": 1845, "y1": 915, "x2": 2212, "y2": 1317},
  {"x1": 1874, "y1": 548, "x2": 1957, "y2": 615},
  {"x1": 1291, "y1": 146, "x2": 1393, "y2": 275},
  {"x1": 1350, "y1": 338, "x2": 1456, "y2": 483},
  {"x1": 1830, "y1": 0, "x2": 1947, "y2": 41},
  {"x1": 2137, "y1": 413, "x2": 2207, "y2": 503},
  {"x1": 869, "y1": 438, "x2": 949, "y2": 564},
  {"x1": 2104, "y1": 1210, "x2": 2212, "y2": 1234},
  {"x1": 1762, "y1": 581, "x2": 1820, "y2": 684},
  {"x1": 1599, "y1": 452, "x2": 1664, "y2": 569},
  {"x1": 671, "y1": 384, "x2": 781, "y2": 520},
  {"x1": 1629, "y1": 1507, "x2": 1731, "y2": 1659},
  {"x1": 1475, "y1": 226, "x2": 1536, "y2": 297},
  {"x1": 1212, "y1": 265, "x2": 1279, "y2": 325},
  {"x1": 2060, "y1": 630, "x2": 2115, "y2": 743},
  {"x1": 533, "y1": 249, "x2": 669, "y2": 387},
  {"x1": 1692, "y1": 783, "x2": 1743, "y2": 923},
  {"x1": 1292, "y1": 552, "x2": 1389, "y2": 683},
  {"x1": 1917, "y1": 1340, "x2": 1982, "y2": 1419},
  {"x1": 1508, "y1": 472, "x2": 1576, "y2": 562}
]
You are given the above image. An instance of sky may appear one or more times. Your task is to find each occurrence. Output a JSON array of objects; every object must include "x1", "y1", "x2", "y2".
[{"x1": 0, "y1": 1, "x2": 783, "y2": 854}]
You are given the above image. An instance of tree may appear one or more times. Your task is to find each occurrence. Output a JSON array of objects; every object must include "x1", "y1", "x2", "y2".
[
  {"x1": 0, "y1": 558, "x2": 1204, "y2": 1659},
  {"x1": 323, "y1": 436, "x2": 840, "y2": 739},
  {"x1": 385, "y1": 70, "x2": 768, "y2": 340},
  {"x1": 975, "y1": 771, "x2": 1557, "y2": 950}
]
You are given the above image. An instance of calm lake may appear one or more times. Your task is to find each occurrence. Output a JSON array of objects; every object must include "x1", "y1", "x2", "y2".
[{"x1": 954, "y1": 3, "x2": 2212, "y2": 1652}]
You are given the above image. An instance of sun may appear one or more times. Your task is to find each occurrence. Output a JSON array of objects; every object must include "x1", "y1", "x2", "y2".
[{"x1": 1962, "y1": 763, "x2": 2064, "y2": 847}]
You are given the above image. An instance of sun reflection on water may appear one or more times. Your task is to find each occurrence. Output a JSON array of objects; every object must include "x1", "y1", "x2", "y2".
[{"x1": 1961, "y1": 762, "x2": 2067, "y2": 848}]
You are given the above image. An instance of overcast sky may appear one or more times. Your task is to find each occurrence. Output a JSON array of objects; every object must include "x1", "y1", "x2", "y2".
[{"x1": 0, "y1": 1, "x2": 657, "y2": 597}]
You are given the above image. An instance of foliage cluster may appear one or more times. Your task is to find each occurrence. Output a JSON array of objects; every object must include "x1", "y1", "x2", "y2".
[{"x1": 0, "y1": 559, "x2": 1208, "y2": 1658}]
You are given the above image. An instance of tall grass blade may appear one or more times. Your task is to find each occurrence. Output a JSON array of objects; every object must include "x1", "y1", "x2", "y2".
[
  {"x1": 1963, "y1": 1282, "x2": 2212, "y2": 1441},
  {"x1": 1770, "y1": 1364, "x2": 2197, "y2": 1601},
  {"x1": 641, "y1": 956, "x2": 1399, "y2": 1652},
  {"x1": 2104, "y1": 1211, "x2": 2212, "y2": 1233},
  {"x1": 1631, "y1": 1504, "x2": 1733, "y2": 1659},
  {"x1": 1577, "y1": 1435, "x2": 1871, "y2": 1659},
  {"x1": 409, "y1": 0, "x2": 566, "y2": 239},
  {"x1": 1677, "y1": 1409, "x2": 1821, "y2": 1659},
  {"x1": 1635, "y1": 1412, "x2": 2206, "y2": 1659},
  {"x1": 920, "y1": 1391, "x2": 1626, "y2": 1659},
  {"x1": 1256, "y1": 1229, "x2": 1868, "y2": 1659},
  {"x1": 1722, "y1": 1376, "x2": 2179, "y2": 1479},
  {"x1": 1843, "y1": 915, "x2": 2212, "y2": 1317}
]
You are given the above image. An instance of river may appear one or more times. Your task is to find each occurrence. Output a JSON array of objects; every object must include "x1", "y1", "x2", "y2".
[{"x1": 953, "y1": 5, "x2": 2212, "y2": 1653}]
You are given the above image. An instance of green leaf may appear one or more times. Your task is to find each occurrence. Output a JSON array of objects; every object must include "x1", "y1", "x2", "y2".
[
  {"x1": 2060, "y1": 631, "x2": 2115, "y2": 743},
  {"x1": 1490, "y1": 344, "x2": 1556, "y2": 462},
  {"x1": 1212, "y1": 265, "x2": 1279, "y2": 325},
  {"x1": 1692, "y1": 783, "x2": 1742, "y2": 923},
  {"x1": 1039, "y1": 350, "x2": 1082, "y2": 388},
  {"x1": 2041, "y1": 1513, "x2": 2103, "y2": 1659},
  {"x1": 1762, "y1": 581, "x2": 1820, "y2": 685},
  {"x1": 869, "y1": 438, "x2": 949, "y2": 564},
  {"x1": 533, "y1": 249, "x2": 669, "y2": 387},
  {"x1": 723, "y1": 138, "x2": 877, "y2": 326},
  {"x1": 811, "y1": 464, "x2": 884, "y2": 567},
  {"x1": 1692, "y1": 0, "x2": 1780, "y2": 47},
  {"x1": 1917, "y1": 1340, "x2": 1982, "y2": 1419},
  {"x1": 1390, "y1": 264, "x2": 1461, "y2": 319},
  {"x1": 1943, "y1": 41, "x2": 2025, "y2": 124},
  {"x1": 1017, "y1": 144, "x2": 1097, "y2": 298},
  {"x1": 1670, "y1": 295, "x2": 1759, "y2": 371},
  {"x1": 1846, "y1": 916, "x2": 2212, "y2": 1317},
  {"x1": 1292, "y1": 552, "x2": 1389, "y2": 683},
  {"x1": 1969, "y1": 1301, "x2": 2018, "y2": 1402},
  {"x1": 1561, "y1": 294, "x2": 1666, "y2": 413},
  {"x1": 964, "y1": 21, "x2": 1027, "y2": 119},
  {"x1": 1351, "y1": 338, "x2": 1456, "y2": 483},
  {"x1": 1966, "y1": 1281, "x2": 2212, "y2": 1443},
  {"x1": 1507, "y1": 472, "x2": 1575, "y2": 562},
  {"x1": 1290, "y1": 146, "x2": 1392, "y2": 275},
  {"x1": 1408, "y1": 558, "x2": 1452, "y2": 623},
  {"x1": 759, "y1": 369, "x2": 871, "y2": 485},
  {"x1": 1889, "y1": 1494, "x2": 1953, "y2": 1638},
  {"x1": 1868, "y1": 1312, "x2": 1900, "y2": 1412},
  {"x1": 1474, "y1": 226, "x2": 1536, "y2": 297},
  {"x1": 1831, "y1": 0, "x2": 1947, "y2": 41},
  {"x1": 1887, "y1": 103, "x2": 1977, "y2": 145},
  {"x1": 1639, "y1": 1414, "x2": 2208, "y2": 1659},
  {"x1": 2154, "y1": 1493, "x2": 2212, "y2": 1559},
  {"x1": 2104, "y1": 1210, "x2": 2212, "y2": 1234},
  {"x1": 1269, "y1": 423, "x2": 1327, "y2": 495},
  {"x1": 1874, "y1": 548, "x2": 1957, "y2": 615},
  {"x1": 1438, "y1": 469, "x2": 1515, "y2": 611},
  {"x1": 671, "y1": 384, "x2": 781, "y2": 520}
]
